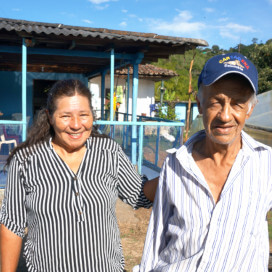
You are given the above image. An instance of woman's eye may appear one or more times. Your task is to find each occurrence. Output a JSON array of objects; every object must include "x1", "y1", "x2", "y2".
[{"x1": 80, "y1": 113, "x2": 90, "y2": 118}]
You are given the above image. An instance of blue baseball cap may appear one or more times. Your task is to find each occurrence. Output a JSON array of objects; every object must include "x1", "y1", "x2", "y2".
[{"x1": 198, "y1": 52, "x2": 258, "y2": 93}]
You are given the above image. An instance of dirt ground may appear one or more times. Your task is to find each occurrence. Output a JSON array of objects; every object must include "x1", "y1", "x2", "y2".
[{"x1": 116, "y1": 199, "x2": 152, "y2": 272}]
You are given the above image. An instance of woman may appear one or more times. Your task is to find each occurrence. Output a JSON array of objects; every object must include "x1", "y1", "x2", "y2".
[{"x1": 0, "y1": 79, "x2": 157, "y2": 272}]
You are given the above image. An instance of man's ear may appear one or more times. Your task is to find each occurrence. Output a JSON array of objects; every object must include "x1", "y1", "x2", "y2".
[
  {"x1": 246, "y1": 103, "x2": 255, "y2": 120},
  {"x1": 196, "y1": 96, "x2": 203, "y2": 114}
]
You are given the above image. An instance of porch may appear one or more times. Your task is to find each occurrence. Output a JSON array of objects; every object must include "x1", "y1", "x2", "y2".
[{"x1": 0, "y1": 17, "x2": 208, "y2": 187}]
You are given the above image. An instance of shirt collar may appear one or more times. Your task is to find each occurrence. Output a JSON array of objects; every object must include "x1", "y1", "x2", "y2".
[
  {"x1": 48, "y1": 137, "x2": 90, "y2": 150},
  {"x1": 49, "y1": 137, "x2": 54, "y2": 150},
  {"x1": 240, "y1": 130, "x2": 270, "y2": 155},
  {"x1": 176, "y1": 129, "x2": 270, "y2": 161}
]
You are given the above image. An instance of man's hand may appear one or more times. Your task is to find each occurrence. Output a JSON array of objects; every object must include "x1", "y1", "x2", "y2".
[{"x1": 143, "y1": 177, "x2": 159, "y2": 202}]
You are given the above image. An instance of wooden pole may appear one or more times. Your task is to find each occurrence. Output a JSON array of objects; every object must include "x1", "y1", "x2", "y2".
[{"x1": 184, "y1": 52, "x2": 196, "y2": 142}]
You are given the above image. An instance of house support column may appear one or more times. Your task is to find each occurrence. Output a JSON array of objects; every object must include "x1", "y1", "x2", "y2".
[
  {"x1": 126, "y1": 67, "x2": 130, "y2": 121},
  {"x1": 131, "y1": 53, "x2": 143, "y2": 166},
  {"x1": 22, "y1": 38, "x2": 27, "y2": 141},
  {"x1": 110, "y1": 49, "x2": 115, "y2": 121},
  {"x1": 123, "y1": 67, "x2": 130, "y2": 150},
  {"x1": 101, "y1": 70, "x2": 106, "y2": 120},
  {"x1": 131, "y1": 63, "x2": 139, "y2": 165}
]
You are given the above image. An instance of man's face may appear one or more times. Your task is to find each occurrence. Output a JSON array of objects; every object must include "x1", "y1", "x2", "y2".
[{"x1": 197, "y1": 77, "x2": 255, "y2": 146}]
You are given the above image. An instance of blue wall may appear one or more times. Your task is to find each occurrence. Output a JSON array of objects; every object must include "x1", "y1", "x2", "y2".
[
  {"x1": 175, "y1": 102, "x2": 199, "y2": 122},
  {"x1": 0, "y1": 71, "x2": 88, "y2": 123}
]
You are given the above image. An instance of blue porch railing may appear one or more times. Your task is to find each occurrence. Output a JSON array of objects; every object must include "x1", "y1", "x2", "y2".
[
  {"x1": 0, "y1": 119, "x2": 184, "y2": 188},
  {"x1": 95, "y1": 118, "x2": 184, "y2": 175}
]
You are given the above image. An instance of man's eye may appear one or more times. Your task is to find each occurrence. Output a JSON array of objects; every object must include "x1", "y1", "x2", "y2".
[
  {"x1": 209, "y1": 101, "x2": 220, "y2": 106},
  {"x1": 232, "y1": 103, "x2": 244, "y2": 109}
]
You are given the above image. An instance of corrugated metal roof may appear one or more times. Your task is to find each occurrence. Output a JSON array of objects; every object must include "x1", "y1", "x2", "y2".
[
  {"x1": 0, "y1": 17, "x2": 208, "y2": 47},
  {"x1": 0, "y1": 17, "x2": 208, "y2": 74}
]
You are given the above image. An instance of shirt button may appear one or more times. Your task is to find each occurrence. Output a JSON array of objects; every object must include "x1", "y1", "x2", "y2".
[
  {"x1": 75, "y1": 192, "x2": 79, "y2": 196},
  {"x1": 79, "y1": 211, "x2": 82, "y2": 215},
  {"x1": 74, "y1": 176, "x2": 78, "y2": 181}
]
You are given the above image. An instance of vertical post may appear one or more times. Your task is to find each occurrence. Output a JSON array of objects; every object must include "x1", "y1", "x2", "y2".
[
  {"x1": 126, "y1": 67, "x2": 130, "y2": 121},
  {"x1": 131, "y1": 63, "x2": 139, "y2": 165},
  {"x1": 110, "y1": 49, "x2": 115, "y2": 121},
  {"x1": 22, "y1": 38, "x2": 27, "y2": 141},
  {"x1": 124, "y1": 67, "x2": 130, "y2": 149},
  {"x1": 155, "y1": 126, "x2": 160, "y2": 166},
  {"x1": 138, "y1": 124, "x2": 144, "y2": 175},
  {"x1": 101, "y1": 70, "x2": 106, "y2": 120},
  {"x1": 160, "y1": 80, "x2": 165, "y2": 104},
  {"x1": 185, "y1": 54, "x2": 195, "y2": 142}
]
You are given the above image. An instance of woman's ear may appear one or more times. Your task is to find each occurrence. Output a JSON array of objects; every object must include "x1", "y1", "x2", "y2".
[{"x1": 45, "y1": 109, "x2": 53, "y2": 125}]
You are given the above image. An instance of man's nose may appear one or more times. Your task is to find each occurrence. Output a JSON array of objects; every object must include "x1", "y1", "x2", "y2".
[{"x1": 218, "y1": 104, "x2": 232, "y2": 122}]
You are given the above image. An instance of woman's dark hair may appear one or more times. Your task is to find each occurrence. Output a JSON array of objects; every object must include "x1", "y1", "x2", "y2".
[{"x1": 6, "y1": 79, "x2": 104, "y2": 166}]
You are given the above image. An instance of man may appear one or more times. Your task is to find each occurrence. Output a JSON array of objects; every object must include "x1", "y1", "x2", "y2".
[{"x1": 138, "y1": 52, "x2": 272, "y2": 271}]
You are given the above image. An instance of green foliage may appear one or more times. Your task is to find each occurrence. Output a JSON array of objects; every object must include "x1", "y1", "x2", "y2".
[
  {"x1": 153, "y1": 38, "x2": 272, "y2": 99},
  {"x1": 154, "y1": 50, "x2": 209, "y2": 101},
  {"x1": 156, "y1": 103, "x2": 177, "y2": 121},
  {"x1": 249, "y1": 41, "x2": 272, "y2": 93}
]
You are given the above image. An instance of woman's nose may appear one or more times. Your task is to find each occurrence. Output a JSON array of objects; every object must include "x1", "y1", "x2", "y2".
[{"x1": 70, "y1": 116, "x2": 81, "y2": 129}]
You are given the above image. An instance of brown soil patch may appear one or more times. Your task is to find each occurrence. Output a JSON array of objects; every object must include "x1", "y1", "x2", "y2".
[{"x1": 116, "y1": 199, "x2": 152, "y2": 271}]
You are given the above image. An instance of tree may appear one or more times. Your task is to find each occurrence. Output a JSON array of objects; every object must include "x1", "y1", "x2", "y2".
[
  {"x1": 152, "y1": 38, "x2": 272, "y2": 101},
  {"x1": 249, "y1": 42, "x2": 272, "y2": 93},
  {"x1": 211, "y1": 45, "x2": 220, "y2": 54},
  {"x1": 252, "y1": 38, "x2": 258, "y2": 44},
  {"x1": 153, "y1": 49, "x2": 208, "y2": 101}
]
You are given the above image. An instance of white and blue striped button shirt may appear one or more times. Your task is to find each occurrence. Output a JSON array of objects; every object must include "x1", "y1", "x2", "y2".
[{"x1": 139, "y1": 130, "x2": 272, "y2": 272}]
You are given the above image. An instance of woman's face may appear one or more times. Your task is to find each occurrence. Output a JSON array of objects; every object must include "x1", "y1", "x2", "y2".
[{"x1": 50, "y1": 94, "x2": 93, "y2": 152}]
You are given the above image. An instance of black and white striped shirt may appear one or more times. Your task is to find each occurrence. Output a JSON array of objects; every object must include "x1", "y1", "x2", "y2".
[{"x1": 0, "y1": 137, "x2": 152, "y2": 272}]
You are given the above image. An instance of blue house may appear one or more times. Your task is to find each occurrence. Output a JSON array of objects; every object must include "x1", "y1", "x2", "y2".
[{"x1": 0, "y1": 17, "x2": 208, "y2": 185}]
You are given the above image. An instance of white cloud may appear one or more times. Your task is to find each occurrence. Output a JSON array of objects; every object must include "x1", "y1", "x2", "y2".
[
  {"x1": 94, "y1": 4, "x2": 109, "y2": 10},
  {"x1": 12, "y1": 8, "x2": 20, "y2": 12},
  {"x1": 88, "y1": 0, "x2": 110, "y2": 3},
  {"x1": 218, "y1": 17, "x2": 229, "y2": 22},
  {"x1": 268, "y1": 0, "x2": 272, "y2": 4},
  {"x1": 175, "y1": 10, "x2": 192, "y2": 21},
  {"x1": 128, "y1": 14, "x2": 143, "y2": 22},
  {"x1": 219, "y1": 30, "x2": 240, "y2": 41},
  {"x1": 203, "y1": 8, "x2": 215, "y2": 13},
  {"x1": 219, "y1": 23, "x2": 255, "y2": 42},
  {"x1": 88, "y1": 0, "x2": 118, "y2": 4},
  {"x1": 119, "y1": 21, "x2": 127, "y2": 27},
  {"x1": 82, "y1": 19, "x2": 93, "y2": 24},
  {"x1": 122, "y1": 9, "x2": 128, "y2": 13},
  {"x1": 224, "y1": 23, "x2": 255, "y2": 33},
  {"x1": 60, "y1": 12, "x2": 76, "y2": 18},
  {"x1": 148, "y1": 10, "x2": 205, "y2": 36}
]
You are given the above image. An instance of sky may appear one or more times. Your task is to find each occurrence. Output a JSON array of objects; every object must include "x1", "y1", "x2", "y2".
[{"x1": 1, "y1": 0, "x2": 272, "y2": 50}]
